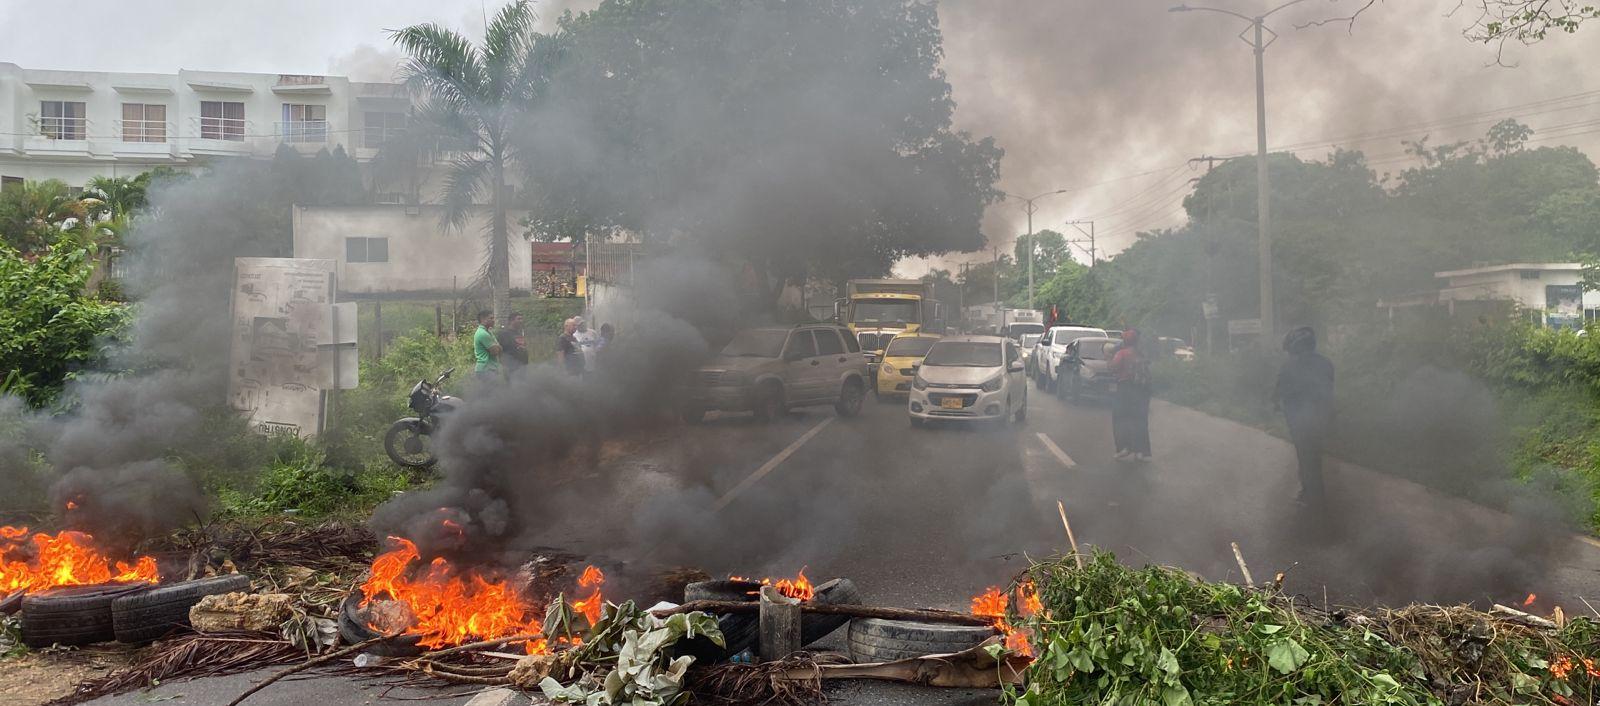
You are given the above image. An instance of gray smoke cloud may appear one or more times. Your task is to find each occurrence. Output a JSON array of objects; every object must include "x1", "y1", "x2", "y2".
[{"x1": 0, "y1": 162, "x2": 290, "y2": 543}]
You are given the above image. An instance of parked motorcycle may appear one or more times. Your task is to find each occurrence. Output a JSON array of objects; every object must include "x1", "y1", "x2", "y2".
[{"x1": 384, "y1": 368, "x2": 459, "y2": 469}]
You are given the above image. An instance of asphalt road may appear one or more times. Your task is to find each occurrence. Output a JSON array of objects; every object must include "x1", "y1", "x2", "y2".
[{"x1": 85, "y1": 384, "x2": 1600, "y2": 705}]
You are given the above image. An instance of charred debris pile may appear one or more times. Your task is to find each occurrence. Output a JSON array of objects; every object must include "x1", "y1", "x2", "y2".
[{"x1": 5, "y1": 520, "x2": 1594, "y2": 706}]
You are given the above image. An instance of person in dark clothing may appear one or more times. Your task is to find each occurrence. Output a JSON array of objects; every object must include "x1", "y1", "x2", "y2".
[
  {"x1": 1108, "y1": 327, "x2": 1152, "y2": 461},
  {"x1": 1274, "y1": 326, "x2": 1335, "y2": 505},
  {"x1": 497, "y1": 313, "x2": 528, "y2": 375}
]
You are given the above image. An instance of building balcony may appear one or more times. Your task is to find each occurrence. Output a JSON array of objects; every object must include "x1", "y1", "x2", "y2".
[
  {"x1": 111, "y1": 120, "x2": 178, "y2": 157},
  {"x1": 24, "y1": 116, "x2": 91, "y2": 156},
  {"x1": 277, "y1": 120, "x2": 330, "y2": 145}
]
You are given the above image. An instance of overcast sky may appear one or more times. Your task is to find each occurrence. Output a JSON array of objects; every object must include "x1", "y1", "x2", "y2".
[{"x1": 3, "y1": 0, "x2": 1595, "y2": 272}]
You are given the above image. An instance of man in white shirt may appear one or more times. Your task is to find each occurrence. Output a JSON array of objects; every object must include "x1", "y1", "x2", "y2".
[{"x1": 573, "y1": 315, "x2": 600, "y2": 374}]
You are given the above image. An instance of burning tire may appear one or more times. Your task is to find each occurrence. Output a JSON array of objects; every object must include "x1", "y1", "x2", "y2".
[
  {"x1": 679, "y1": 578, "x2": 862, "y2": 661},
  {"x1": 846, "y1": 618, "x2": 997, "y2": 663},
  {"x1": 20, "y1": 583, "x2": 151, "y2": 648},
  {"x1": 111, "y1": 573, "x2": 251, "y2": 644},
  {"x1": 1, "y1": 589, "x2": 22, "y2": 615},
  {"x1": 338, "y1": 594, "x2": 426, "y2": 657}
]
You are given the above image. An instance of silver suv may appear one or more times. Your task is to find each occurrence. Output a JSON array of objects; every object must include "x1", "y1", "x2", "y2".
[{"x1": 687, "y1": 325, "x2": 870, "y2": 423}]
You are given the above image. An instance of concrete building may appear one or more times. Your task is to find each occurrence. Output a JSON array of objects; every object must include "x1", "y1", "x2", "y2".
[
  {"x1": 292, "y1": 205, "x2": 534, "y2": 296},
  {"x1": 1383, "y1": 262, "x2": 1599, "y2": 327},
  {"x1": 0, "y1": 62, "x2": 413, "y2": 197}
]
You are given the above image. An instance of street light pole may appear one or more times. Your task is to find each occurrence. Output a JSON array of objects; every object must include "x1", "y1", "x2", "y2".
[
  {"x1": 999, "y1": 188, "x2": 1071, "y2": 311},
  {"x1": 1064, "y1": 219, "x2": 1096, "y2": 266},
  {"x1": 1171, "y1": 0, "x2": 1312, "y2": 341}
]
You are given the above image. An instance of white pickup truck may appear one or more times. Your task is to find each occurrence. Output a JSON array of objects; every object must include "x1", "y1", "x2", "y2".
[{"x1": 1034, "y1": 325, "x2": 1109, "y2": 392}]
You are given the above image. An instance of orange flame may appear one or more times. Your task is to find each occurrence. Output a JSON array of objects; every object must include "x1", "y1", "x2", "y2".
[
  {"x1": 729, "y1": 568, "x2": 816, "y2": 601},
  {"x1": 0, "y1": 526, "x2": 159, "y2": 594},
  {"x1": 1523, "y1": 593, "x2": 1538, "y2": 607},
  {"x1": 971, "y1": 582, "x2": 1041, "y2": 656},
  {"x1": 64, "y1": 500, "x2": 79, "y2": 511},
  {"x1": 1551, "y1": 654, "x2": 1600, "y2": 681},
  {"x1": 359, "y1": 537, "x2": 605, "y2": 653}
]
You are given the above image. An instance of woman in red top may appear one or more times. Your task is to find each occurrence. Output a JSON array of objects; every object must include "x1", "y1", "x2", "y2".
[{"x1": 1108, "y1": 328, "x2": 1152, "y2": 461}]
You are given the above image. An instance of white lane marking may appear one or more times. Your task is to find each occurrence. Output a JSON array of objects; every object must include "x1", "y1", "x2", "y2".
[
  {"x1": 1036, "y1": 432, "x2": 1076, "y2": 469},
  {"x1": 713, "y1": 417, "x2": 836, "y2": 512}
]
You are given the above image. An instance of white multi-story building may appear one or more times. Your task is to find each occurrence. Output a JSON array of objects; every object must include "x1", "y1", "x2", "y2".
[{"x1": 0, "y1": 62, "x2": 415, "y2": 198}]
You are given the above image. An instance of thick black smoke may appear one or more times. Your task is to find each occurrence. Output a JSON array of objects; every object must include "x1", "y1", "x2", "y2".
[{"x1": 0, "y1": 162, "x2": 287, "y2": 543}]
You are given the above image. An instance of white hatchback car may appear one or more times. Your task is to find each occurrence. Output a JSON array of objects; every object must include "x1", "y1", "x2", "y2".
[{"x1": 908, "y1": 336, "x2": 1028, "y2": 427}]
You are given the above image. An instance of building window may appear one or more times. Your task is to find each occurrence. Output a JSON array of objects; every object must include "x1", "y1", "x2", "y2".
[
  {"x1": 200, "y1": 101, "x2": 246, "y2": 141},
  {"x1": 363, "y1": 111, "x2": 406, "y2": 149},
  {"x1": 1, "y1": 176, "x2": 23, "y2": 191},
  {"x1": 39, "y1": 101, "x2": 87, "y2": 140},
  {"x1": 1520, "y1": 270, "x2": 1542, "y2": 280},
  {"x1": 121, "y1": 103, "x2": 167, "y2": 142},
  {"x1": 345, "y1": 237, "x2": 389, "y2": 263},
  {"x1": 376, "y1": 192, "x2": 406, "y2": 205},
  {"x1": 281, "y1": 103, "x2": 327, "y2": 143}
]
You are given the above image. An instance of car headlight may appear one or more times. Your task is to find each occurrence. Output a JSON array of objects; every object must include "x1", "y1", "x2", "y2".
[
  {"x1": 912, "y1": 375, "x2": 928, "y2": 391},
  {"x1": 980, "y1": 375, "x2": 1003, "y2": 393}
]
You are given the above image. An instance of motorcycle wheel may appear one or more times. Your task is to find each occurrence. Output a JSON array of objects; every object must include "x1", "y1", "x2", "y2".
[{"x1": 384, "y1": 419, "x2": 437, "y2": 469}]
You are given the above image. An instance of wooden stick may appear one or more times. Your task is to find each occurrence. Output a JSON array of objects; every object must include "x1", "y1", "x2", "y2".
[
  {"x1": 1491, "y1": 604, "x2": 1557, "y2": 629},
  {"x1": 759, "y1": 585, "x2": 801, "y2": 662},
  {"x1": 226, "y1": 633, "x2": 398, "y2": 706},
  {"x1": 1579, "y1": 596, "x2": 1600, "y2": 619},
  {"x1": 1057, "y1": 501, "x2": 1084, "y2": 570},
  {"x1": 415, "y1": 633, "x2": 542, "y2": 660},
  {"x1": 652, "y1": 600, "x2": 995, "y2": 627},
  {"x1": 1230, "y1": 542, "x2": 1255, "y2": 587}
]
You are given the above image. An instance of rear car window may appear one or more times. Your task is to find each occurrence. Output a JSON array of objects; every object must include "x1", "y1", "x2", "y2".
[
  {"x1": 884, "y1": 336, "x2": 937, "y2": 357},
  {"x1": 814, "y1": 328, "x2": 845, "y2": 356}
]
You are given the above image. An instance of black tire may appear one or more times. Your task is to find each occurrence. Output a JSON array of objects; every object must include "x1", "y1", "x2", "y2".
[
  {"x1": 752, "y1": 384, "x2": 786, "y2": 423},
  {"x1": 801, "y1": 578, "x2": 862, "y2": 646},
  {"x1": 1067, "y1": 375, "x2": 1081, "y2": 403},
  {"x1": 384, "y1": 419, "x2": 436, "y2": 468},
  {"x1": 910, "y1": 416, "x2": 926, "y2": 429},
  {"x1": 112, "y1": 574, "x2": 251, "y2": 644},
  {"x1": 338, "y1": 594, "x2": 425, "y2": 657},
  {"x1": 846, "y1": 618, "x2": 997, "y2": 663},
  {"x1": 1033, "y1": 370, "x2": 1046, "y2": 390},
  {"x1": 834, "y1": 379, "x2": 865, "y2": 417},
  {"x1": 678, "y1": 580, "x2": 762, "y2": 661},
  {"x1": 1, "y1": 589, "x2": 22, "y2": 615},
  {"x1": 1055, "y1": 368, "x2": 1070, "y2": 400},
  {"x1": 22, "y1": 583, "x2": 150, "y2": 648},
  {"x1": 1014, "y1": 397, "x2": 1028, "y2": 424}
]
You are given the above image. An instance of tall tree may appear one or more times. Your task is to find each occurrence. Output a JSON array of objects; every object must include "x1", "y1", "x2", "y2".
[
  {"x1": 0, "y1": 180, "x2": 91, "y2": 255},
  {"x1": 521, "y1": 0, "x2": 1003, "y2": 304},
  {"x1": 392, "y1": 0, "x2": 555, "y2": 322},
  {"x1": 1461, "y1": 1, "x2": 1599, "y2": 61}
]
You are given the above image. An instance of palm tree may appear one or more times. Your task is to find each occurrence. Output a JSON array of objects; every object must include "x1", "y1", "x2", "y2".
[
  {"x1": 392, "y1": 0, "x2": 554, "y2": 324},
  {"x1": 84, "y1": 174, "x2": 152, "y2": 221},
  {"x1": 0, "y1": 179, "x2": 91, "y2": 255}
]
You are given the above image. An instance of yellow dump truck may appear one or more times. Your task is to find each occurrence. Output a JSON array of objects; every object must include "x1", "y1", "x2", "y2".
[{"x1": 837, "y1": 279, "x2": 942, "y2": 361}]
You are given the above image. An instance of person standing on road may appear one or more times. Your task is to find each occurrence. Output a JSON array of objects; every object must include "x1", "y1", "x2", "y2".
[
  {"x1": 1274, "y1": 326, "x2": 1334, "y2": 505},
  {"x1": 557, "y1": 317, "x2": 585, "y2": 377},
  {"x1": 497, "y1": 312, "x2": 528, "y2": 376},
  {"x1": 1108, "y1": 327, "x2": 1152, "y2": 461},
  {"x1": 472, "y1": 310, "x2": 502, "y2": 383}
]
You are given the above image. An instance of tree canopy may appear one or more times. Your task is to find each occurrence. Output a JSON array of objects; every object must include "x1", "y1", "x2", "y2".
[{"x1": 516, "y1": 0, "x2": 1003, "y2": 298}]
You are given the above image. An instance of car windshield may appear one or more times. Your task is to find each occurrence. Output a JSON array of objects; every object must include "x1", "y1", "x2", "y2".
[
  {"x1": 853, "y1": 299, "x2": 918, "y2": 325},
  {"x1": 1053, "y1": 329, "x2": 1105, "y2": 345},
  {"x1": 1079, "y1": 340, "x2": 1118, "y2": 360},
  {"x1": 923, "y1": 341, "x2": 1001, "y2": 367},
  {"x1": 1007, "y1": 323, "x2": 1045, "y2": 339},
  {"x1": 884, "y1": 336, "x2": 938, "y2": 357},
  {"x1": 720, "y1": 329, "x2": 788, "y2": 357}
]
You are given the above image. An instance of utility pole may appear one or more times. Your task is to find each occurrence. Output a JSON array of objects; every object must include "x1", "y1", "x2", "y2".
[
  {"x1": 1191, "y1": 157, "x2": 1222, "y2": 355},
  {"x1": 992, "y1": 247, "x2": 1000, "y2": 308},
  {"x1": 998, "y1": 188, "x2": 1071, "y2": 310},
  {"x1": 1171, "y1": 0, "x2": 1314, "y2": 341},
  {"x1": 1064, "y1": 219, "x2": 1096, "y2": 266}
]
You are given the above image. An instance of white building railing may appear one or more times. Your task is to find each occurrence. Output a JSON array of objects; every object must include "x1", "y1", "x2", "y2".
[
  {"x1": 116, "y1": 119, "x2": 171, "y2": 143},
  {"x1": 277, "y1": 120, "x2": 329, "y2": 144},
  {"x1": 35, "y1": 115, "x2": 88, "y2": 140},
  {"x1": 362, "y1": 125, "x2": 406, "y2": 150},
  {"x1": 194, "y1": 116, "x2": 248, "y2": 141}
]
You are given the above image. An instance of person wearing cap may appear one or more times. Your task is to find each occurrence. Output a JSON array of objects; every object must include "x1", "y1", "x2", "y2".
[
  {"x1": 1108, "y1": 327, "x2": 1152, "y2": 461},
  {"x1": 1274, "y1": 326, "x2": 1334, "y2": 505}
]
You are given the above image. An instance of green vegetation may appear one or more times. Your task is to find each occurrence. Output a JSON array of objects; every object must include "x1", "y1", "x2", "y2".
[
  {"x1": 1008, "y1": 553, "x2": 1600, "y2": 706},
  {"x1": 0, "y1": 247, "x2": 128, "y2": 406}
]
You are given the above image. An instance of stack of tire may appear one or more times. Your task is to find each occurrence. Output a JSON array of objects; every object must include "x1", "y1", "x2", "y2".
[
  {"x1": 677, "y1": 577, "x2": 862, "y2": 661},
  {"x1": 19, "y1": 574, "x2": 251, "y2": 648}
]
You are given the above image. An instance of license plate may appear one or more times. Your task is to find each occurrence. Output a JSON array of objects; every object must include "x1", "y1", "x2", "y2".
[{"x1": 940, "y1": 397, "x2": 964, "y2": 409}]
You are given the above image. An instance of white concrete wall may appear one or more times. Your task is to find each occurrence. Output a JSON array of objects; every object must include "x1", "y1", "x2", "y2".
[
  {"x1": 1439, "y1": 267, "x2": 1600, "y2": 310},
  {"x1": 293, "y1": 205, "x2": 532, "y2": 295}
]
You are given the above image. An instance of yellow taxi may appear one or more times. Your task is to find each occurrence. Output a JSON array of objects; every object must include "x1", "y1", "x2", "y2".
[{"x1": 874, "y1": 332, "x2": 942, "y2": 399}]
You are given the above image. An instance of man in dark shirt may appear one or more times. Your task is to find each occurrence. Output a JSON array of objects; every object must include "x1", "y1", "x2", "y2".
[
  {"x1": 498, "y1": 313, "x2": 528, "y2": 375},
  {"x1": 1274, "y1": 326, "x2": 1335, "y2": 505}
]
